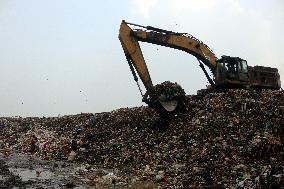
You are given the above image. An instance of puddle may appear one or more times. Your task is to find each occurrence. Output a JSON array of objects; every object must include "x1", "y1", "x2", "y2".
[{"x1": 9, "y1": 168, "x2": 54, "y2": 181}]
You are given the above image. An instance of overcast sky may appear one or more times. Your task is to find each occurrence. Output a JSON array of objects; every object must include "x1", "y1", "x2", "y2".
[{"x1": 0, "y1": 0, "x2": 283, "y2": 117}]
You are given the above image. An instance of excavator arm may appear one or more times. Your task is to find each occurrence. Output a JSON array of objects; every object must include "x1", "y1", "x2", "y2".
[{"x1": 118, "y1": 20, "x2": 218, "y2": 93}]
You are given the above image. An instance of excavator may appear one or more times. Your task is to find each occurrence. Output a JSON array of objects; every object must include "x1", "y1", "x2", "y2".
[{"x1": 118, "y1": 20, "x2": 281, "y2": 114}]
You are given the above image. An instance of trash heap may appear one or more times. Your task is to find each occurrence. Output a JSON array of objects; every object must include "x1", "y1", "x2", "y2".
[
  {"x1": 0, "y1": 89, "x2": 284, "y2": 188},
  {"x1": 149, "y1": 81, "x2": 186, "y2": 102}
]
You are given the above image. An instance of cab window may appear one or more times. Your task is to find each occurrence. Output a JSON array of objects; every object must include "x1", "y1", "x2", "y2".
[
  {"x1": 241, "y1": 60, "x2": 248, "y2": 73},
  {"x1": 226, "y1": 63, "x2": 237, "y2": 72},
  {"x1": 238, "y1": 62, "x2": 242, "y2": 72}
]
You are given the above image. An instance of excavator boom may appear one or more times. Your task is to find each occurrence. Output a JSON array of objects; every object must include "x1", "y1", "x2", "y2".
[{"x1": 119, "y1": 21, "x2": 153, "y2": 91}]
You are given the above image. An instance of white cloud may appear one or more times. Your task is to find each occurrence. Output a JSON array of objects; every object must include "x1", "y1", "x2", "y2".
[
  {"x1": 130, "y1": 0, "x2": 243, "y2": 17},
  {"x1": 228, "y1": 0, "x2": 243, "y2": 12},
  {"x1": 131, "y1": 0, "x2": 159, "y2": 18},
  {"x1": 171, "y1": 0, "x2": 218, "y2": 12}
]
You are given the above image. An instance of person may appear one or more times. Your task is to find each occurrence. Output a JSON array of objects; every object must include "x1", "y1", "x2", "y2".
[
  {"x1": 68, "y1": 137, "x2": 78, "y2": 161},
  {"x1": 29, "y1": 135, "x2": 38, "y2": 153}
]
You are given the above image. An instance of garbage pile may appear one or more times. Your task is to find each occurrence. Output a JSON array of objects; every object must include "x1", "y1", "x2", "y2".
[
  {"x1": 149, "y1": 81, "x2": 186, "y2": 102},
  {"x1": 147, "y1": 81, "x2": 186, "y2": 115},
  {"x1": 0, "y1": 89, "x2": 284, "y2": 188}
]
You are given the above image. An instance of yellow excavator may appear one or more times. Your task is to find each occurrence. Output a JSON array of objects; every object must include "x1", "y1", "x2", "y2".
[{"x1": 118, "y1": 20, "x2": 281, "y2": 114}]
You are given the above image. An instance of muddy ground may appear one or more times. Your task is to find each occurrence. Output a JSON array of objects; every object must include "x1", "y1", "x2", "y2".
[
  {"x1": 0, "y1": 153, "x2": 156, "y2": 189},
  {"x1": 0, "y1": 152, "x2": 100, "y2": 189}
]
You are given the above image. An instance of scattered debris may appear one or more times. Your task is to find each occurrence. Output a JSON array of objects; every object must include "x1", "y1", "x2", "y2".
[{"x1": 0, "y1": 89, "x2": 284, "y2": 188}]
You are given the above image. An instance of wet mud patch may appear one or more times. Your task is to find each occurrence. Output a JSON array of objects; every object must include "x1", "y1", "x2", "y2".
[
  {"x1": 0, "y1": 153, "x2": 98, "y2": 188},
  {"x1": 0, "y1": 155, "x2": 32, "y2": 189}
]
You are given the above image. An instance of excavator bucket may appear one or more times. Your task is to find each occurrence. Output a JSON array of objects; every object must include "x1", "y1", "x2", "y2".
[
  {"x1": 148, "y1": 81, "x2": 186, "y2": 114},
  {"x1": 158, "y1": 99, "x2": 178, "y2": 112}
]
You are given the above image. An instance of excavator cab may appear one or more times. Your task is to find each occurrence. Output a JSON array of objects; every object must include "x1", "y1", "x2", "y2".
[{"x1": 216, "y1": 56, "x2": 249, "y2": 87}]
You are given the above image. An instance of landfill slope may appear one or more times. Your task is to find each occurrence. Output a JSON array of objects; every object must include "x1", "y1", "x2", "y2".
[{"x1": 0, "y1": 89, "x2": 284, "y2": 188}]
